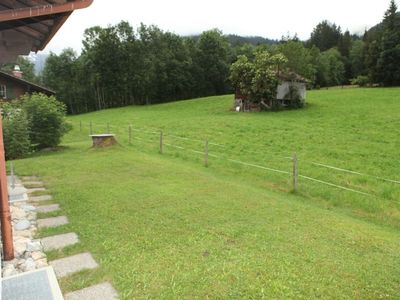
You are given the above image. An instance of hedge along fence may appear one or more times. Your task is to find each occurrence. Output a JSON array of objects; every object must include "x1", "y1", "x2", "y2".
[{"x1": 74, "y1": 121, "x2": 400, "y2": 208}]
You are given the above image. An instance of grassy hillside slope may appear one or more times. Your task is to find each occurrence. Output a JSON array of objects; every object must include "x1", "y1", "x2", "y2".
[
  {"x1": 11, "y1": 88, "x2": 400, "y2": 298},
  {"x1": 68, "y1": 87, "x2": 400, "y2": 227}
]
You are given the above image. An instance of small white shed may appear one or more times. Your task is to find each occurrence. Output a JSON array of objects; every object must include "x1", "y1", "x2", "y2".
[
  {"x1": 276, "y1": 72, "x2": 307, "y2": 102},
  {"x1": 233, "y1": 71, "x2": 308, "y2": 111},
  {"x1": 277, "y1": 81, "x2": 306, "y2": 101}
]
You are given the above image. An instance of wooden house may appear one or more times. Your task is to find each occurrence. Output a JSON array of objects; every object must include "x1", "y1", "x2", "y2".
[{"x1": 0, "y1": 69, "x2": 55, "y2": 101}]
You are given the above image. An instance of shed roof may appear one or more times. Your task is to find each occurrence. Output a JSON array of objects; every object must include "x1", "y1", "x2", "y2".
[
  {"x1": 0, "y1": 0, "x2": 93, "y2": 64},
  {"x1": 0, "y1": 70, "x2": 55, "y2": 95},
  {"x1": 277, "y1": 71, "x2": 309, "y2": 83}
]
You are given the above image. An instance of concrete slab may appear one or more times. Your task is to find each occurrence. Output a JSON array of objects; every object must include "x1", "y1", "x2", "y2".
[
  {"x1": 27, "y1": 187, "x2": 46, "y2": 194},
  {"x1": 2, "y1": 266, "x2": 63, "y2": 300},
  {"x1": 42, "y1": 233, "x2": 79, "y2": 251},
  {"x1": 30, "y1": 195, "x2": 53, "y2": 202},
  {"x1": 36, "y1": 204, "x2": 60, "y2": 213},
  {"x1": 38, "y1": 216, "x2": 69, "y2": 229},
  {"x1": 8, "y1": 184, "x2": 27, "y2": 191},
  {"x1": 8, "y1": 185, "x2": 28, "y2": 203},
  {"x1": 50, "y1": 253, "x2": 98, "y2": 278},
  {"x1": 23, "y1": 181, "x2": 44, "y2": 186},
  {"x1": 21, "y1": 176, "x2": 39, "y2": 181},
  {"x1": 7, "y1": 175, "x2": 22, "y2": 184},
  {"x1": 65, "y1": 282, "x2": 119, "y2": 300}
]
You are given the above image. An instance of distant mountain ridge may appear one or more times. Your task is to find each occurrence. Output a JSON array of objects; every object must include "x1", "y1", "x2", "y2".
[
  {"x1": 188, "y1": 34, "x2": 278, "y2": 46},
  {"x1": 29, "y1": 53, "x2": 48, "y2": 75},
  {"x1": 225, "y1": 34, "x2": 278, "y2": 46}
]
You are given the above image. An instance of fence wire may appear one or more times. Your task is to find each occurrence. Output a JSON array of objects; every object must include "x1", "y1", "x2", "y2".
[{"x1": 79, "y1": 121, "x2": 399, "y2": 198}]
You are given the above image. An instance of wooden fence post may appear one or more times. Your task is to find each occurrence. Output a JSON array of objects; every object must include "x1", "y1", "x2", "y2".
[
  {"x1": 90, "y1": 121, "x2": 93, "y2": 135},
  {"x1": 159, "y1": 131, "x2": 163, "y2": 154},
  {"x1": 293, "y1": 153, "x2": 298, "y2": 192},
  {"x1": 204, "y1": 139, "x2": 209, "y2": 167},
  {"x1": 129, "y1": 125, "x2": 132, "y2": 145}
]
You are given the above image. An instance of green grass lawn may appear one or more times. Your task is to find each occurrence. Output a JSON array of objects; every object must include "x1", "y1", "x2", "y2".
[
  {"x1": 67, "y1": 87, "x2": 400, "y2": 228},
  {"x1": 10, "y1": 88, "x2": 400, "y2": 299}
]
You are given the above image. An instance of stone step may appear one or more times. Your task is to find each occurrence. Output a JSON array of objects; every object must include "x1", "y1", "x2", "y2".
[
  {"x1": 21, "y1": 176, "x2": 39, "y2": 181},
  {"x1": 42, "y1": 233, "x2": 79, "y2": 251},
  {"x1": 64, "y1": 282, "x2": 119, "y2": 300},
  {"x1": 8, "y1": 185, "x2": 28, "y2": 203},
  {"x1": 27, "y1": 187, "x2": 46, "y2": 194},
  {"x1": 23, "y1": 181, "x2": 44, "y2": 187},
  {"x1": 50, "y1": 252, "x2": 98, "y2": 278},
  {"x1": 37, "y1": 216, "x2": 69, "y2": 229},
  {"x1": 36, "y1": 204, "x2": 60, "y2": 213},
  {"x1": 30, "y1": 195, "x2": 52, "y2": 202},
  {"x1": 7, "y1": 175, "x2": 22, "y2": 184}
]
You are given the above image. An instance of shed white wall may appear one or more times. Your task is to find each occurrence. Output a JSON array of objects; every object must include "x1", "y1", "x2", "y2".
[{"x1": 276, "y1": 81, "x2": 306, "y2": 100}]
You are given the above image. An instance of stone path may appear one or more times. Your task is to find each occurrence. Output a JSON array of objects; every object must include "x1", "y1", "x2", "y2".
[
  {"x1": 35, "y1": 204, "x2": 60, "y2": 213},
  {"x1": 3, "y1": 184, "x2": 48, "y2": 277},
  {"x1": 6, "y1": 175, "x2": 120, "y2": 299},
  {"x1": 64, "y1": 282, "x2": 119, "y2": 300},
  {"x1": 23, "y1": 181, "x2": 44, "y2": 186},
  {"x1": 41, "y1": 233, "x2": 79, "y2": 251},
  {"x1": 30, "y1": 195, "x2": 53, "y2": 202},
  {"x1": 21, "y1": 176, "x2": 39, "y2": 181},
  {"x1": 27, "y1": 187, "x2": 46, "y2": 194},
  {"x1": 37, "y1": 216, "x2": 69, "y2": 229},
  {"x1": 50, "y1": 252, "x2": 98, "y2": 278}
]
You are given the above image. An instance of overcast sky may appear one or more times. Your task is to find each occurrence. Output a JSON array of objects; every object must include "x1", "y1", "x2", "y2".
[{"x1": 44, "y1": 0, "x2": 392, "y2": 54}]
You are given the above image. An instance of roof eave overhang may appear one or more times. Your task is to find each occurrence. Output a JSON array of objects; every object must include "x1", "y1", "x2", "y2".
[
  {"x1": 0, "y1": 0, "x2": 93, "y2": 58},
  {"x1": 0, "y1": 0, "x2": 93, "y2": 23}
]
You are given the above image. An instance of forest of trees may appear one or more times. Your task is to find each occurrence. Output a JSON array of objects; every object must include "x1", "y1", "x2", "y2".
[{"x1": 2, "y1": 1, "x2": 399, "y2": 114}]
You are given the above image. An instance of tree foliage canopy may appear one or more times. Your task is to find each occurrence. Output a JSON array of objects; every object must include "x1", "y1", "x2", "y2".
[
  {"x1": 42, "y1": 23, "x2": 232, "y2": 114},
  {"x1": 230, "y1": 51, "x2": 287, "y2": 103},
  {"x1": 363, "y1": 0, "x2": 400, "y2": 85},
  {"x1": 40, "y1": 3, "x2": 400, "y2": 114}
]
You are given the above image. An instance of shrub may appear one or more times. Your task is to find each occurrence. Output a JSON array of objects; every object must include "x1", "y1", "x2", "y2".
[
  {"x1": 350, "y1": 75, "x2": 370, "y2": 87},
  {"x1": 2, "y1": 104, "x2": 31, "y2": 160},
  {"x1": 20, "y1": 93, "x2": 70, "y2": 149},
  {"x1": 284, "y1": 85, "x2": 304, "y2": 109}
]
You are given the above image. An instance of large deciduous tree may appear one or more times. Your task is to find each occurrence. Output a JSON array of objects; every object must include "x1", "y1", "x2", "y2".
[
  {"x1": 278, "y1": 40, "x2": 316, "y2": 83},
  {"x1": 42, "y1": 49, "x2": 79, "y2": 113},
  {"x1": 316, "y1": 48, "x2": 345, "y2": 86},
  {"x1": 230, "y1": 51, "x2": 287, "y2": 103}
]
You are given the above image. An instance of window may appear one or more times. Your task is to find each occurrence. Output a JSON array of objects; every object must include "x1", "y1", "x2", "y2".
[{"x1": 0, "y1": 85, "x2": 6, "y2": 99}]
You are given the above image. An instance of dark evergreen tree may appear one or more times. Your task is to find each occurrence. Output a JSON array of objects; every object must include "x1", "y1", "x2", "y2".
[
  {"x1": 338, "y1": 30, "x2": 352, "y2": 57},
  {"x1": 376, "y1": 0, "x2": 400, "y2": 85},
  {"x1": 308, "y1": 21, "x2": 342, "y2": 51}
]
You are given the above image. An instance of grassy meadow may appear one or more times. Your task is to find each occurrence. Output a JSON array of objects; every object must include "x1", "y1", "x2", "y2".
[{"x1": 10, "y1": 88, "x2": 400, "y2": 298}]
